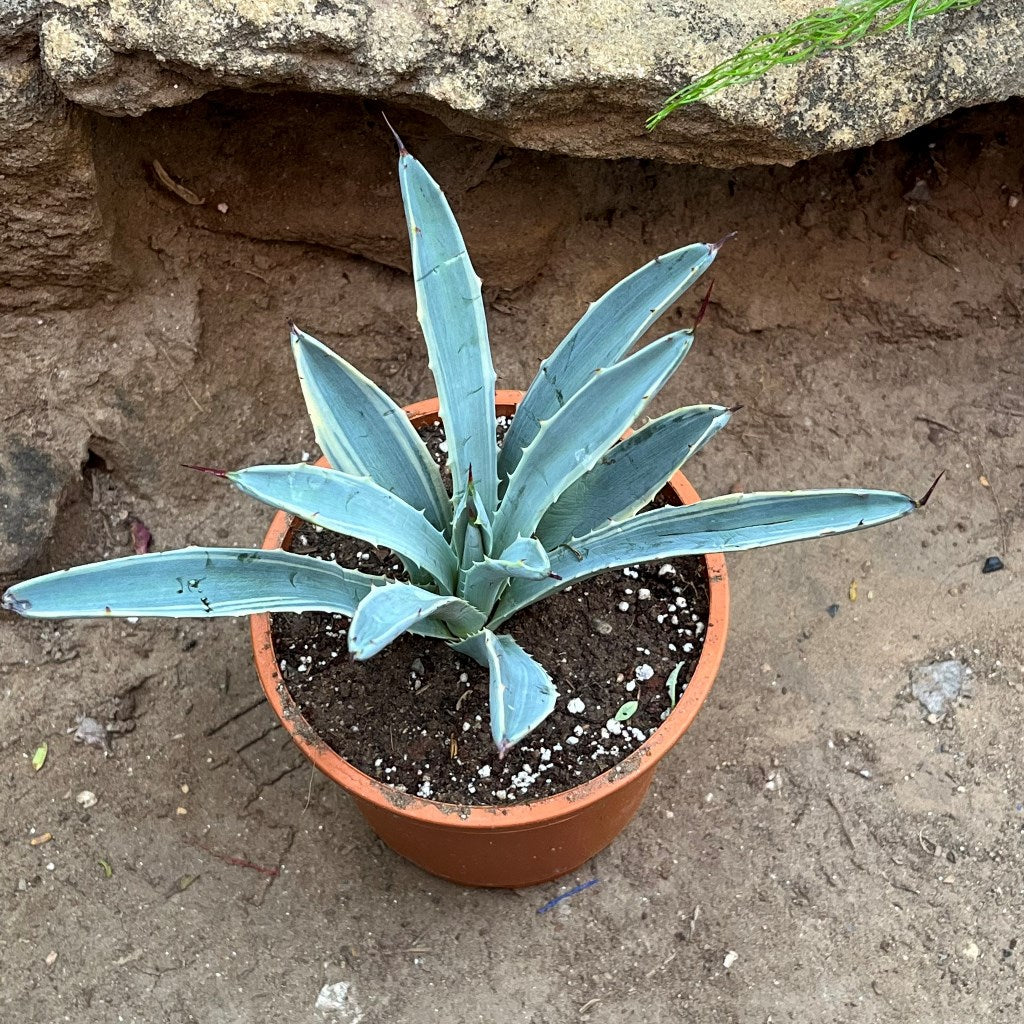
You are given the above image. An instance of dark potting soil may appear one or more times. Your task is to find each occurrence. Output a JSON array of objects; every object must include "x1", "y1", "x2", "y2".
[{"x1": 270, "y1": 422, "x2": 710, "y2": 806}]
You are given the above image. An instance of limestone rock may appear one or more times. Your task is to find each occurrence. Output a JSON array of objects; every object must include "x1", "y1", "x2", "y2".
[
  {"x1": 0, "y1": 437, "x2": 75, "y2": 579},
  {"x1": 910, "y1": 660, "x2": 971, "y2": 717},
  {"x1": 34, "y1": 1, "x2": 1024, "y2": 167},
  {"x1": 0, "y1": 9, "x2": 119, "y2": 307}
]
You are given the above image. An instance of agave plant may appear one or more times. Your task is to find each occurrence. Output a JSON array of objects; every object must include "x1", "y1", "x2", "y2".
[{"x1": 1, "y1": 132, "x2": 931, "y2": 755}]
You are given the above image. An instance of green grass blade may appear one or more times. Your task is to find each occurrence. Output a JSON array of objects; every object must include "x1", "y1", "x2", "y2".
[{"x1": 648, "y1": 0, "x2": 983, "y2": 129}]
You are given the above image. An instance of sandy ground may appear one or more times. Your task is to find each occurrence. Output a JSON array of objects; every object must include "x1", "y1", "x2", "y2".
[{"x1": 2, "y1": 94, "x2": 1023, "y2": 1024}]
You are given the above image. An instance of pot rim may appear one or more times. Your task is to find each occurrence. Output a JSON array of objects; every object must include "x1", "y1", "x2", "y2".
[{"x1": 250, "y1": 390, "x2": 729, "y2": 830}]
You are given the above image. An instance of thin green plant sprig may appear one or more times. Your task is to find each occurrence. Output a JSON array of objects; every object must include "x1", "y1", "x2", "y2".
[{"x1": 648, "y1": 0, "x2": 984, "y2": 129}]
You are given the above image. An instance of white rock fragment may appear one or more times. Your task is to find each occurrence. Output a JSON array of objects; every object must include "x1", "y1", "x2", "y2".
[
  {"x1": 315, "y1": 980, "x2": 363, "y2": 1021},
  {"x1": 911, "y1": 660, "x2": 970, "y2": 716},
  {"x1": 75, "y1": 790, "x2": 98, "y2": 809},
  {"x1": 637, "y1": 588, "x2": 651, "y2": 600},
  {"x1": 635, "y1": 663, "x2": 654, "y2": 681},
  {"x1": 723, "y1": 950, "x2": 739, "y2": 970},
  {"x1": 658, "y1": 563, "x2": 676, "y2": 576},
  {"x1": 567, "y1": 697, "x2": 586, "y2": 714},
  {"x1": 617, "y1": 601, "x2": 630, "y2": 612},
  {"x1": 477, "y1": 764, "x2": 492, "y2": 779}
]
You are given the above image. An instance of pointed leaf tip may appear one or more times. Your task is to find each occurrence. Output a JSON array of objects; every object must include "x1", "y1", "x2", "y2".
[
  {"x1": 710, "y1": 231, "x2": 738, "y2": 253},
  {"x1": 181, "y1": 463, "x2": 228, "y2": 479},
  {"x1": 381, "y1": 113, "x2": 408, "y2": 155},
  {"x1": 917, "y1": 470, "x2": 945, "y2": 507}
]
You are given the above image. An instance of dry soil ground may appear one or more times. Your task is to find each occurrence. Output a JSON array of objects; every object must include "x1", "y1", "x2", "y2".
[{"x1": 2, "y1": 94, "x2": 1023, "y2": 1024}]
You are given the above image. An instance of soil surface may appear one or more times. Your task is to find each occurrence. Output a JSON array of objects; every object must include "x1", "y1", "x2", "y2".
[
  {"x1": 2, "y1": 93, "x2": 1023, "y2": 1024},
  {"x1": 274, "y1": 522, "x2": 708, "y2": 805}
]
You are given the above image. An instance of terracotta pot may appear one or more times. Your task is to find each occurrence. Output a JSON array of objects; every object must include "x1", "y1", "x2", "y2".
[{"x1": 250, "y1": 391, "x2": 729, "y2": 888}]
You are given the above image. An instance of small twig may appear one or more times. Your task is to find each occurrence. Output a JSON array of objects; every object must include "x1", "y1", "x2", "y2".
[
  {"x1": 187, "y1": 838, "x2": 280, "y2": 877},
  {"x1": 152, "y1": 159, "x2": 205, "y2": 206},
  {"x1": 644, "y1": 950, "x2": 678, "y2": 978},
  {"x1": 914, "y1": 415, "x2": 958, "y2": 434},
  {"x1": 826, "y1": 794, "x2": 858, "y2": 852},
  {"x1": 303, "y1": 766, "x2": 315, "y2": 812}
]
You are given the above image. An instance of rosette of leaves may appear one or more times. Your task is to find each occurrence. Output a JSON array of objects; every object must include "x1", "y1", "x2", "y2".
[{"x1": 2, "y1": 132, "x2": 932, "y2": 755}]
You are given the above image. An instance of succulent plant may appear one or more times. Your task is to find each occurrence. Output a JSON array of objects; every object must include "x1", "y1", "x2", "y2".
[{"x1": 2, "y1": 131, "x2": 933, "y2": 755}]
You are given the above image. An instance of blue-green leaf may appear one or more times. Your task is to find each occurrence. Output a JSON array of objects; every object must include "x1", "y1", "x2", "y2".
[
  {"x1": 499, "y1": 241, "x2": 715, "y2": 482},
  {"x1": 452, "y1": 630, "x2": 558, "y2": 754},
  {"x1": 1, "y1": 548, "x2": 382, "y2": 619},
  {"x1": 396, "y1": 139, "x2": 498, "y2": 516},
  {"x1": 490, "y1": 331, "x2": 690, "y2": 554},
  {"x1": 495, "y1": 488, "x2": 920, "y2": 624},
  {"x1": 348, "y1": 582, "x2": 486, "y2": 660},
  {"x1": 458, "y1": 536, "x2": 551, "y2": 614},
  {"x1": 534, "y1": 405, "x2": 732, "y2": 547},
  {"x1": 290, "y1": 324, "x2": 449, "y2": 532},
  {"x1": 227, "y1": 464, "x2": 457, "y2": 592},
  {"x1": 451, "y1": 469, "x2": 492, "y2": 570}
]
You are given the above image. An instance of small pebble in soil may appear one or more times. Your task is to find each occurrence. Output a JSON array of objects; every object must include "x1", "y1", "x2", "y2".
[{"x1": 982, "y1": 555, "x2": 1005, "y2": 574}]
